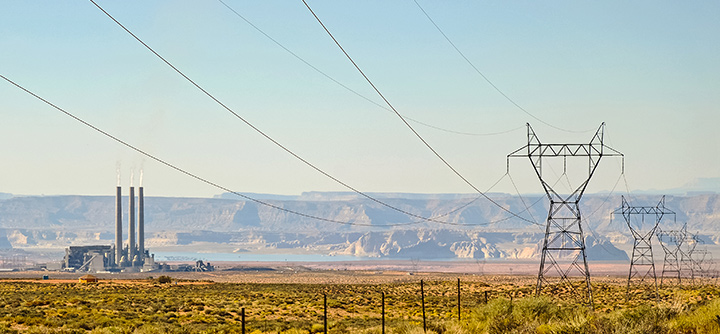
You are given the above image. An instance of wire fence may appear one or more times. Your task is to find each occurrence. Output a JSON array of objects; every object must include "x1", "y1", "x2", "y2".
[{"x1": 232, "y1": 278, "x2": 527, "y2": 334}]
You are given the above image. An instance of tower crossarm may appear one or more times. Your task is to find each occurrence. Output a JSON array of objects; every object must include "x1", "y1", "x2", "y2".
[
  {"x1": 613, "y1": 196, "x2": 676, "y2": 233},
  {"x1": 507, "y1": 123, "x2": 624, "y2": 167},
  {"x1": 507, "y1": 123, "x2": 624, "y2": 202},
  {"x1": 511, "y1": 143, "x2": 624, "y2": 158},
  {"x1": 656, "y1": 229, "x2": 685, "y2": 255}
]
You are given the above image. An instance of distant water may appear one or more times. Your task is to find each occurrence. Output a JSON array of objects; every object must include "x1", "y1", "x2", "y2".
[{"x1": 153, "y1": 252, "x2": 367, "y2": 262}]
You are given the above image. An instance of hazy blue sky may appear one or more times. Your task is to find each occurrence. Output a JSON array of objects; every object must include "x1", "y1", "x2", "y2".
[{"x1": 1, "y1": 1, "x2": 718, "y2": 198}]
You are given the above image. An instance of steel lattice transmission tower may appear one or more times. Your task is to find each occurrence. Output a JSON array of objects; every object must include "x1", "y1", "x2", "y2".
[
  {"x1": 692, "y1": 248, "x2": 711, "y2": 279},
  {"x1": 680, "y1": 226, "x2": 700, "y2": 282},
  {"x1": 657, "y1": 227, "x2": 684, "y2": 285},
  {"x1": 507, "y1": 123, "x2": 623, "y2": 306},
  {"x1": 613, "y1": 196, "x2": 674, "y2": 300},
  {"x1": 681, "y1": 229, "x2": 716, "y2": 282}
]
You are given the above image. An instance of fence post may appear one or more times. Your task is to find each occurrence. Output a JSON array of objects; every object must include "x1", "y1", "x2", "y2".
[
  {"x1": 382, "y1": 291, "x2": 386, "y2": 334},
  {"x1": 484, "y1": 290, "x2": 488, "y2": 304},
  {"x1": 457, "y1": 278, "x2": 461, "y2": 321},
  {"x1": 421, "y1": 279, "x2": 426, "y2": 332},
  {"x1": 324, "y1": 293, "x2": 328, "y2": 334},
  {"x1": 241, "y1": 307, "x2": 245, "y2": 334}
]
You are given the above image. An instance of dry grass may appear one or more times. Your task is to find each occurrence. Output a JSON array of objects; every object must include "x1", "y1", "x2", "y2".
[{"x1": 0, "y1": 272, "x2": 717, "y2": 333}]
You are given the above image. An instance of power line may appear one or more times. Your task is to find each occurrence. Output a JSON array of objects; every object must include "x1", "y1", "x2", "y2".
[
  {"x1": 0, "y1": 75, "x2": 364, "y2": 227},
  {"x1": 603, "y1": 129, "x2": 634, "y2": 206},
  {"x1": 1, "y1": 74, "x2": 526, "y2": 228},
  {"x1": 583, "y1": 172, "x2": 627, "y2": 256},
  {"x1": 412, "y1": 0, "x2": 593, "y2": 134},
  {"x1": 216, "y1": 0, "x2": 523, "y2": 137},
  {"x1": 417, "y1": 172, "x2": 546, "y2": 227},
  {"x1": 1, "y1": 74, "x2": 515, "y2": 228},
  {"x1": 417, "y1": 172, "x2": 508, "y2": 222},
  {"x1": 506, "y1": 172, "x2": 591, "y2": 229},
  {"x1": 622, "y1": 172, "x2": 634, "y2": 206},
  {"x1": 86, "y1": 0, "x2": 518, "y2": 227},
  {"x1": 507, "y1": 174, "x2": 541, "y2": 227},
  {"x1": 300, "y1": 0, "x2": 535, "y2": 225}
]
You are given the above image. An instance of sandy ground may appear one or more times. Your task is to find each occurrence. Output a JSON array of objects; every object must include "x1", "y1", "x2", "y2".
[{"x1": 0, "y1": 260, "x2": 633, "y2": 285}]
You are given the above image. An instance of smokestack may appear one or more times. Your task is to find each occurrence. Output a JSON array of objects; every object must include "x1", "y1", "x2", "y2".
[
  {"x1": 138, "y1": 186, "x2": 144, "y2": 262},
  {"x1": 115, "y1": 186, "x2": 122, "y2": 267},
  {"x1": 129, "y1": 186, "x2": 135, "y2": 267}
]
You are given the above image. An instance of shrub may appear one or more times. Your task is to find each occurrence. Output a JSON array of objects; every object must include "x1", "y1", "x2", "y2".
[
  {"x1": 310, "y1": 323, "x2": 325, "y2": 333},
  {"x1": 670, "y1": 298, "x2": 720, "y2": 334}
]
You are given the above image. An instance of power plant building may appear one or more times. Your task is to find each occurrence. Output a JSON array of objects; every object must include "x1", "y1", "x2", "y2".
[
  {"x1": 64, "y1": 245, "x2": 113, "y2": 272},
  {"x1": 62, "y1": 185, "x2": 157, "y2": 272}
]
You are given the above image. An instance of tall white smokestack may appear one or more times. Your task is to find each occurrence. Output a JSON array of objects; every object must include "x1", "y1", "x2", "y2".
[
  {"x1": 128, "y1": 186, "x2": 135, "y2": 267},
  {"x1": 115, "y1": 186, "x2": 122, "y2": 266},
  {"x1": 138, "y1": 186, "x2": 144, "y2": 262}
]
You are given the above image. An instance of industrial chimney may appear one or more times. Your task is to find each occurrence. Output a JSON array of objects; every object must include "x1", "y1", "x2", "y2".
[
  {"x1": 115, "y1": 186, "x2": 122, "y2": 267},
  {"x1": 128, "y1": 186, "x2": 135, "y2": 267},
  {"x1": 138, "y1": 186, "x2": 144, "y2": 263}
]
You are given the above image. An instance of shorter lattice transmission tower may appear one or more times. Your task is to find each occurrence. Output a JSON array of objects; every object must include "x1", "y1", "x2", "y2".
[
  {"x1": 613, "y1": 196, "x2": 674, "y2": 300},
  {"x1": 684, "y1": 230, "x2": 717, "y2": 281},
  {"x1": 657, "y1": 227, "x2": 684, "y2": 285},
  {"x1": 692, "y1": 248, "x2": 712, "y2": 279},
  {"x1": 507, "y1": 123, "x2": 623, "y2": 307},
  {"x1": 682, "y1": 233, "x2": 697, "y2": 281},
  {"x1": 679, "y1": 227, "x2": 702, "y2": 283},
  {"x1": 656, "y1": 221, "x2": 713, "y2": 284}
]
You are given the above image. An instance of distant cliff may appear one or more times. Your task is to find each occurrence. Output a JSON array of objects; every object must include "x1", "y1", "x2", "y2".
[
  {"x1": 0, "y1": 192, "x2": 717, "y2": 260},
  {"x1": 4, "y1": 193, "x2": 717, "y2": 232}
]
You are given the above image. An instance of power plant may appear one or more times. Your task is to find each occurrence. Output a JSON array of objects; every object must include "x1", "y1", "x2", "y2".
[{"x1": 61, "y1": 184, "x2": 158, "y2": 272}]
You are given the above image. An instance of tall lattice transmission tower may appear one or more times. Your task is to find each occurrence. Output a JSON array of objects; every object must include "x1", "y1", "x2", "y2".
[
  {"x1": 613, "y1": 195, "x2": 674, "y2": 301},
  {"x1": 507, "y1": 123, "x2": 623, "y2": 307}
]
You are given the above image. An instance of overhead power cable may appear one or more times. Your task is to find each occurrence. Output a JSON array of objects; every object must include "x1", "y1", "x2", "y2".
[
  {"x1": 505, "y1": 172, "x2": 582, "y2": 229},
  {"x1": 86, "y1": 0, "x2": 504, "y2": 227},
  {"x1": 418, "y1": 172, "x2": 507, "y2": 223},
  {"x1": 604, "y1": 132, "x2": 634, "y2": 205},
  {"x1": 301, "y1": 0, "x2": 535, "y2": 225},
  {"x1": 2, "y1": 75, "x2": 524, "y2": 227},
  {"x1": 582, "y1": 172, "x2": 626, "y2": 256},
  {"x1": 0, "y1": 75, "x2": 365, "y2": 227},
  {"x1": 415, "y1": 172, "x2": 539, "y2": 227},
  {"x1": 412, "y1": 0, "x2": 592, "y2": 134},
  {"x1": 216, "y1": 0, "x2": 522, "y2": 137},
  {"x1": 507, "y1": 173, "x2": 541, "y2": 227}
]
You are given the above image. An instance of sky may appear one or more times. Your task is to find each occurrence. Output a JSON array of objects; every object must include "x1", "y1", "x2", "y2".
[{"x1": 1, "y1": 1, "x2": 718, "y2": 198}]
